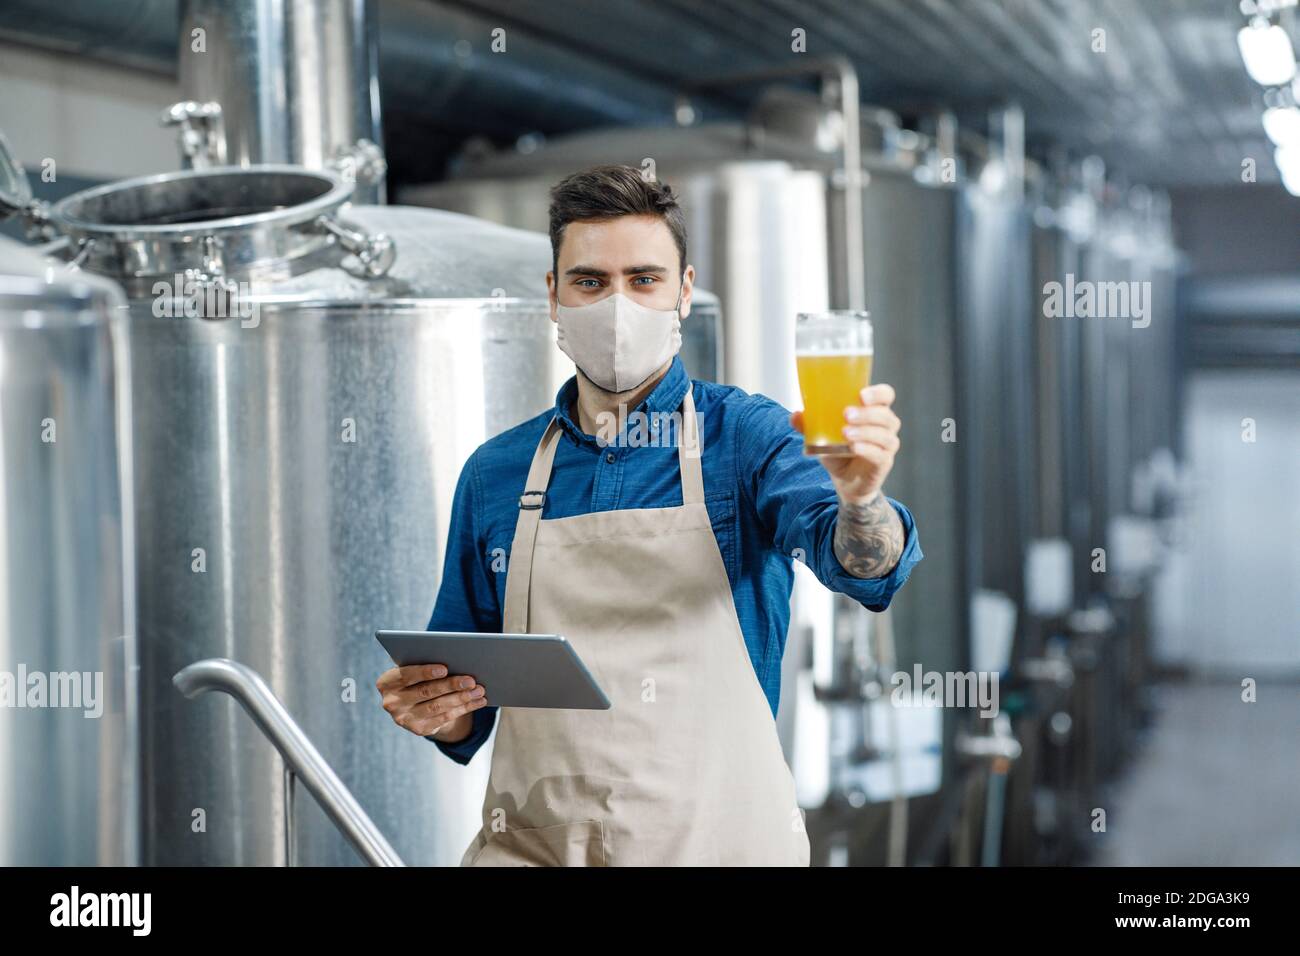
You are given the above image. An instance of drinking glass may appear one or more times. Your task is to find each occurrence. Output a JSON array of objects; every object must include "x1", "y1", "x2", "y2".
[{"x1": 795, "y1": 310, "x2": 874, "y2": 456}]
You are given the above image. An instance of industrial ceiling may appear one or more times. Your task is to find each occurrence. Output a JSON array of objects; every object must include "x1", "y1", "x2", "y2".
[
  {"x1": 0, "y1": 0, "x2": 1285, "y2": 188},
  {"x1": 441, "y1": 0, "x2": 1282, "y2": 187}
]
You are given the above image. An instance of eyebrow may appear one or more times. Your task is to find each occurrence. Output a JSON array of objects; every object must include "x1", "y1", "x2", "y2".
[{"x1": 564, "y1": 264, "x2": 670, "y2": 277}]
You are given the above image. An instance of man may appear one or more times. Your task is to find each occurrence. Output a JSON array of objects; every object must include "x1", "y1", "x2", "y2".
[{"x1": 378, "y1": 164, "x2": 922, "y2": 866}]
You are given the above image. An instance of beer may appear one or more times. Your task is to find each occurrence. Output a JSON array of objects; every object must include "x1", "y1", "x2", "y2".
[{"x1": 795, "y1": 311, "x2": 873, "y2": 456}]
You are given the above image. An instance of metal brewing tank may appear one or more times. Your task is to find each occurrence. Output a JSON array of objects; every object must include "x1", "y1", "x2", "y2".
[
  {"x1": 833, "y1": 155, "x2": 970, "y2": 865},
  {"x1": 44, "y1": 164, "x2": 720, "y2": 866},
  {"x1": 0, "y1": 236, "x2": 138, "y2": 864},
  {"x1": 1028, "y1": 189, "x2": 1095, "y2": 620},
  {"x1": 854, "y1": 158, "x2": 966, "y2": 700},
  {"x1": 955, "y1": 164, "x2": 1035, "y2": 627}
]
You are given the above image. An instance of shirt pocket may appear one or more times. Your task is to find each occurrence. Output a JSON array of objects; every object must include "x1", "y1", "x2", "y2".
[{"x1": 703, "y1": 490, "x2": 738, "y2": 586}]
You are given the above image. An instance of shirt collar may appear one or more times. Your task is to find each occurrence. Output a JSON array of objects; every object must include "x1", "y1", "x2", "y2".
[{"x1": 553, "y1": 354, "x2": 690, "y2": 446}]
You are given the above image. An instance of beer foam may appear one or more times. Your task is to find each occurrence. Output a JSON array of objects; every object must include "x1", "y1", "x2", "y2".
[{"x1": 795, "y1": 348, "x2": 874, "y2": 356}]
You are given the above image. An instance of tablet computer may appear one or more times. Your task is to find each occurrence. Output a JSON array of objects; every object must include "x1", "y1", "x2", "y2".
[{"x1": 375, "y1": 630, "x2": 611, "y2": 710}]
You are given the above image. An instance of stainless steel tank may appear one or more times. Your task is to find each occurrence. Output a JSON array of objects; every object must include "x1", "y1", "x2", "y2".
[
  {"x1": 43, "y1": 164, "x2": 719, "y2": 865},
  {"x1": 955, "y1": 163, "x2": 1035, "y2": 621},
  {"x1": 171, "y1": 0, "x2": 387, "y2": 203},
  {"x1": 0, "y1": 235, "x2": 138, "y2": 865},
  {"x1": 1025, "y1": 191, "x2": 1087, "y2": 618},
  {"x1": 855, "y1": 160, "x2": 966, "y2": 685},
  {"x1": 1074, "y1": 193, "x2": 1132, "y2": 601}
]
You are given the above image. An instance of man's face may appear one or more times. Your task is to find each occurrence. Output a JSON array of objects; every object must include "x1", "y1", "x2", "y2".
[{"x1": 547, "y1": 214, "x2": 694, "y2": 321}]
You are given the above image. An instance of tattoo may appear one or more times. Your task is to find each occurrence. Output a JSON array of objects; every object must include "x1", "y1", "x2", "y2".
[{"x1": 833, "y1": 492, "x2": 905, "y2": 579}]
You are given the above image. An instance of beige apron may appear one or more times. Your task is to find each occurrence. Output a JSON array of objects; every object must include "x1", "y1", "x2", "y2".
[{"x1": 458, "y1": 385, "x2": 810, "y2": 867}]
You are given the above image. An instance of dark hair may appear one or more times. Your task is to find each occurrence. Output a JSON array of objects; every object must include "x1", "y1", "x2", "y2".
[{"x1": 548, "y1": 164, "x2": 687, "y2": 276}]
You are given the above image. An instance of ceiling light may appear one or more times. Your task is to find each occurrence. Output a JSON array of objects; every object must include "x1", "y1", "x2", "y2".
[{"x1": 1238, "y1": 18, "x2": 1297, "y2": 86}]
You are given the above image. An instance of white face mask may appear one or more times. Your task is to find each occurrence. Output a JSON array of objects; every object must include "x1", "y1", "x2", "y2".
[{"x1": 554, "y1": 283, "x2": 683, "y2": 393}]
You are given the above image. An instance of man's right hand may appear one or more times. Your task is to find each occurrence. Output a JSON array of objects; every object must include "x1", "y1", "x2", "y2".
[{"x1": 377, "y1": 664, "x2": 488, "y2": 742}]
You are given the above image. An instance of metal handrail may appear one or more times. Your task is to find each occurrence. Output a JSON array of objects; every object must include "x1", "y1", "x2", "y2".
[{"x1": 173, "y1": 657, "x2": 405, "y2": 867}]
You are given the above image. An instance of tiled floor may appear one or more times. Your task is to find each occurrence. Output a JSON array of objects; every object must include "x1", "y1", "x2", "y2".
[{"x1": 1088, "y1": 681, "x2": 1300, "y2": 866}]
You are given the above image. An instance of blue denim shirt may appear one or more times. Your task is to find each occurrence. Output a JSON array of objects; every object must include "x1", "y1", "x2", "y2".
[{"x1": 426, "y1": 354, "x2": 922, "y2": 764}]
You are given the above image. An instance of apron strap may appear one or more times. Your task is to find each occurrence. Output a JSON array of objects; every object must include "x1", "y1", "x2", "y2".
[
  {"x1": 502, "y1": 417, "x2": 563, "y2": 633},
  {"x1": 502, "y1": 382, "x2": 705, "y2": 633},
  {"x1": 678, "y1": 385, "x2": 705, "y2": 505}
]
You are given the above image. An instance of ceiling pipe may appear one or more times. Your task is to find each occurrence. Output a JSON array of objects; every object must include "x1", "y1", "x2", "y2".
[{"x1": 0, "y1": 0, "x2": 695, "y2": 140}]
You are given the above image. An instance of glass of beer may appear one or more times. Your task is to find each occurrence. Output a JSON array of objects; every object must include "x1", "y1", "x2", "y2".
[{"x1": 795, "y1": 310, "x2": 873, "y2": 456}]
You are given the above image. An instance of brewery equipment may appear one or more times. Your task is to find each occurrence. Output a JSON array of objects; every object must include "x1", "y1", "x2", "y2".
[
  {"x1": 994, "y1": 162, "x2": 1183, "y2": 864},
  {"x1": 20, "y1": 161, "x2": 719, "y2": 865},
  {"x1": 0, "y1": 228, "x2": 138, "y2": 865},
  {"x1": 0, "y1": 0, "x2": 723, "y2": 866},
  {"x1": 169, "y1": 0, "x2": 387, "y2": 202}
]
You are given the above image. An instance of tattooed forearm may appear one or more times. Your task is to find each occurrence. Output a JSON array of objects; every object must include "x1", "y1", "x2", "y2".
[{"x1": 833, "y1": 492, "x2": 905, "y2": 579}]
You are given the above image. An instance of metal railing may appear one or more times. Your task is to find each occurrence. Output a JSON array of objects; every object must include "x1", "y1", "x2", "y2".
[{"x1": 173, "y1": 657, "x2": 405, "y2": 867}]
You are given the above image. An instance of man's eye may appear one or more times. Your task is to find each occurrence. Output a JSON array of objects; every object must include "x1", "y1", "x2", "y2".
[
  {"x1": 632, "y1": 275, "x2": 656, "y2": 285},
  {"x1": 577, "y1": 278, "x2": 600, "y2": 288}
]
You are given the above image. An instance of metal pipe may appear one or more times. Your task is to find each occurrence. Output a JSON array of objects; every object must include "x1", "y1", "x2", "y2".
[
  {"x1": 283, "y1": 766, "x2": 298, "y2": 868},
  {"x1": 680, "y1": 55, "x2": 866, "y2": 311},
  {"x1": 999, "y1": 102, "x2": 1025, "y2": 201},
  {"x1": 875, "y1": 609, "x2": 908, "y2": 867},
  {"x1": 980, "y1": 759, "x2": 1009, "y2": 867},
  {"x1": 178, "y1": 0, "x2": 386, "y2": 202},
  {"x1": 173, "y1": 658, "x2": 405, "y2": 867},
  {"x1": 0, "y1": 0, "x2": 687, "y2": 138}
]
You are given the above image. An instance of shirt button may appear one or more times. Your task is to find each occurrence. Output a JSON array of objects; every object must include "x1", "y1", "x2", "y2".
[{"x1": 605, "y1": 452, "x2": 616, "y2": 463}]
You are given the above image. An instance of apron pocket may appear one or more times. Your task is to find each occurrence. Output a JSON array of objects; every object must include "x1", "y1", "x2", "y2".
[{"x1": 467, "y1": 819, "x2": 607, "y2": 867}]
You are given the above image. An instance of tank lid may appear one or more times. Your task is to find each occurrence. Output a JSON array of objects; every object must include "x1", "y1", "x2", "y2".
[
  {"x1": 48, "y1": 165, "x2": 364, "y2": 280},
  {"x1": 51, "y1": 165, "x2": 352, "y2": 237}
]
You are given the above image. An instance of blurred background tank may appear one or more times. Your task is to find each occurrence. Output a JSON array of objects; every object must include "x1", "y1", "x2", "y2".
[{"x1": 0, "y1": 234, "x2": 138, "y2": 865}]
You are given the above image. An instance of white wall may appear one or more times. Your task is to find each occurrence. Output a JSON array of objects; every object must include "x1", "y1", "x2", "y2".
[
  {"x1": 1154, "y1": 370, "x2": 1300, "y2": 675},
  {"x1": 0, "y1": 42, "x2": 178, "y2": 183}
]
